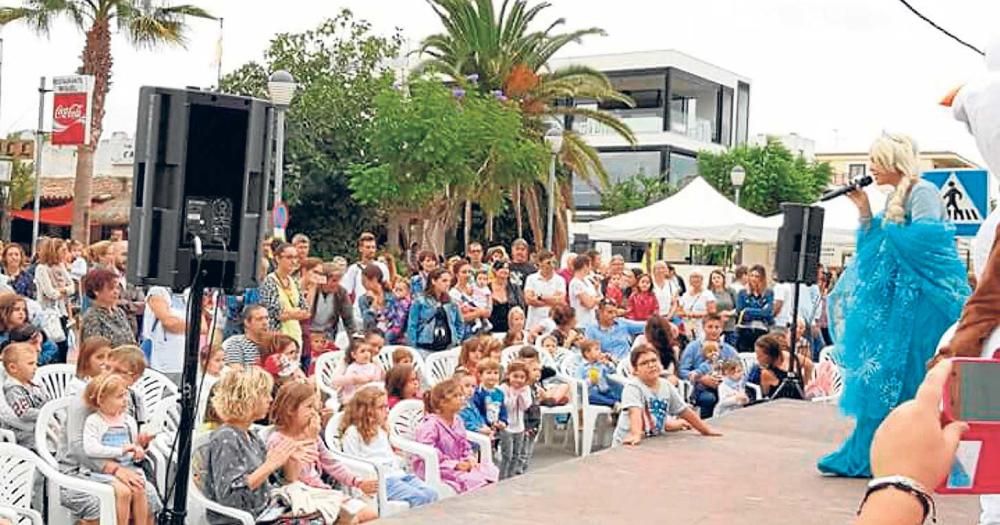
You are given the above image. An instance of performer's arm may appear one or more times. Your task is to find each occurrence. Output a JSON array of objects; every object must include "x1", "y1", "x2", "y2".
[{"x1": 939, "y1": 224, "x2": 1000, "y2": 359}]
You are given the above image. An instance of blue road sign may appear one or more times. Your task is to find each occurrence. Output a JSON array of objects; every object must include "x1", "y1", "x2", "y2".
[
  {"x1": 273, "y1": 201, "x2": 289, "y2": 230},
  {"x1": 921, "y1": 169, "x2": 989, "y2": 237}
]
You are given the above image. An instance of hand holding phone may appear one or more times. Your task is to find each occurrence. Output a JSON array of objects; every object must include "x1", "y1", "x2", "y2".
[{"x1": 937, "y1": 358, "x2": 1000, "y2": 494}]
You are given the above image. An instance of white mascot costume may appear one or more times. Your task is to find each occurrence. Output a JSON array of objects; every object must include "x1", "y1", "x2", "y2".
[{"x1": 942, "y1": 36, "x2": 1000, "y2": 525}]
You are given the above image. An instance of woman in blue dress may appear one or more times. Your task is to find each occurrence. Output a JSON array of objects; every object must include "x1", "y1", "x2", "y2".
[{"x1": 817, "y1": 133, "x2": 970, "y2": 477}]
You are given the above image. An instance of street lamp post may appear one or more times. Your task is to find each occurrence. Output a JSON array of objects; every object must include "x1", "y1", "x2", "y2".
[
  {"x1": 729, "y1": 164, "x2": 746, "y2": 265},
  {"x1": 544, "y1": 133, "x2": 562, "y2": 251},
  {"x1": 730, "y1": 164, "x2": 746, "y2": 208},
  {"x1": 267, "y1": 70, "x2": 295, "y2": 235}
]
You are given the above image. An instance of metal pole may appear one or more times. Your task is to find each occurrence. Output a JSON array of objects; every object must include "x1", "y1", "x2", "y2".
[
  {"x1": 734, "y1": 186, "x2": 741, "y2": 208},
  {"x1": 157, "y1": 271, "x2": 205, "y2": 525},
  {"x1": 273, "y1": 108, "x2": 285, "y2": 211},
  {"x1": 545, "y1": 152, "x2": 555, "y2": 250},
  {"x1": 0, "y1": 38, "x2": 5, "y2": 132},
  {"x1": 32, "y1": 77, "x2": 47, "y2": 255}
]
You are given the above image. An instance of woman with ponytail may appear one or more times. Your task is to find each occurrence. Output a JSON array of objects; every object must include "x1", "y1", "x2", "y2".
[{"x1": 817, "y1": 133, "x2": 970, "y2": 477}]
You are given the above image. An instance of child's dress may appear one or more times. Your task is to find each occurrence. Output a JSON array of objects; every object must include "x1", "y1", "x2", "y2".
[
  {"x1": 82, "y1": 411, "x2": 162, "y2": 512},
  {"x1": 413, "y1": 414, "x2": 498, "y2": 493},
  {"x1": 339, "y1": 362, "x2": 384, "y2": 403}
]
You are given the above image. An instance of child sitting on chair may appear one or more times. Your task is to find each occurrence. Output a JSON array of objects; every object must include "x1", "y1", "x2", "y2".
[
  {"x1": 577, "y1": 339, "x2": 622, "y2": 409},
  {"x1": 414, "y1": 379, "x2": 498, "y2": 494},
  {"x1": 391, "y1": 347, "x2": 413, "y2": 367},
  {"x1": 714, "y1": 359, "x2": 749, "y2": 417},
  {"x1": 82, "y1": 372, "x2": 161, "y2": 523},
  {"x1": 1, "y1": 343, "x2": 49, "y2": 449},
  {"x1": 340, "y1": 386, "x2": 438, "y2": 508},
  {"x1": 266, "y1": 381, "x2": 378, "y2": 523},
  {"x1": 338, "y1": 339, "x2": 384, "y2": 404},
  {"x1": 385, "y1": 363, "x2": 421, "y2": 409}
]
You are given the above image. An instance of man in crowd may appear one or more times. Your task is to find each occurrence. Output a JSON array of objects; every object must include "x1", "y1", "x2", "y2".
[
  {"x1": 558, "y1": 253, "x2": 576, "y2": 298},
  {"x1": 583, "y1": 299, "x2": 646, "y2": 360},
  {"x1": 569, "y1": 255, "x2": 601, "y2": 328},
  {"x1": 467, "y1": 241, "x2": 488, "y2": 275},
  {"x1": 221, "y1": 304, "x2": 271, "y2": 367},
  {"x1": 292, "y1": 233, "x2": 309, "y2": 281},
  {"x1": 524, "y1": 250, "x2": 566, "y2": 331},
  {"x1": 116, "y1": 240, "x2": 145, "y2": 337},
  {"x1": 730, "y1": 265, "x2": 748, "y2": 294},
  {"x1": 679, "y1": 314, "x2": 738, "y2": 418},
  {"x1": 311, "y1": 262, "x2": 356, "y2": 348},
  {"x1": 342, "y1": 232, "x2": 389, "y2": 301},
  {"x1": 508, "y1": 238, "x2": 537, "y2": 289}
]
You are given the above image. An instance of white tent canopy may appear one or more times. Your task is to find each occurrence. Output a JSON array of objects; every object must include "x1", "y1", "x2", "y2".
[
  {"x1": 588, "y1": 177, "x2": 778, "y2": 243},
  {"x1": 763, "y1": 185, "x2": 888, "y2": 245}
]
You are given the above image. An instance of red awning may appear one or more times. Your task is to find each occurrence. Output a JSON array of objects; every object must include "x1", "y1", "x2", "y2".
[{"x1": 11, "y1": 201, "x2": 75, "y2": 226}]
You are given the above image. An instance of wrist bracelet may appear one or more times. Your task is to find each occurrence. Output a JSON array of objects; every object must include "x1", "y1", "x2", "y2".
[{"x1": 858, "y1": 476, "x2": 936, "y2": 523}]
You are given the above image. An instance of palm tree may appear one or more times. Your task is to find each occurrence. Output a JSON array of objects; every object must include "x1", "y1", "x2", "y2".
[
  {"x1": 418, "y1": 0, "x2": 636, "y2": 254},
  {"x1": 0, "y1": 0, "x2": 214, "y2": 243}
]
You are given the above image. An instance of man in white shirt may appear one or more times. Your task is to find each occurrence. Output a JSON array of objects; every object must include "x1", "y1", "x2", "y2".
[
  {"x1": 569, "y1": 256, "x2": 601, "y2": 328},
  {"x1": 523, "y1": 250, "x2": 566, "y2": 331},
  {"x1": 342, "y1": 232, "x2": 389, "y2": 302},
  {"x1": 651, "y1": 261, "x2": 678, "y2": 318},
  {"x1": 772, "y1": 281, "x2": 821, "y2": 332}
]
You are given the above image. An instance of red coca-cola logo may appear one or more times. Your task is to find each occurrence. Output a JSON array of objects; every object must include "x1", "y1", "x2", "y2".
[{"x1": 54, "y1": 103, "x2": 85, "y2": 121}]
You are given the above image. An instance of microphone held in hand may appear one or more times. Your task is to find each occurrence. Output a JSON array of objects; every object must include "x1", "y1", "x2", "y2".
[{"x1": 819, "y1": 175, "x2": 874, "y2": 202}]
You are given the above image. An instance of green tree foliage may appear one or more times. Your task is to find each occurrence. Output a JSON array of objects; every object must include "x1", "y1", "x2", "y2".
[
  {"x1": 219, "y1": 10, "x2": 401, "y2": 257},
  {"x1": 698, "y1": 139, "x2": 832, "y2": 217},
  {"x1": 348, "y1": 79, "x2": 548, "y2": 252},
  {"x1": 600, "y1": 173, "x2": 676, "y2": 216}
]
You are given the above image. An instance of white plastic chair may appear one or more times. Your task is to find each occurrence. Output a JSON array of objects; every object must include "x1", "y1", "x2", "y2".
[
  {"x1": 34, "y1": 364, "x2": 76, "y2": 400},
  {"x1": 322, "y1": 413, "x2": 410, "y2": 517},
  {"x1": 314, "y1": 350, "x2": 345, "y2": 402},
  {"x1": 136, "y1": 368, "x2": 179, "y2": 416},
  {"x1": 0, "y1": 443, "x2": 116, "y2": 525},
  {"x1": 33, "y1": 397, "x2": 118, "y2": 525},
  {"x1": 818, "y1": 346, "x2": 838, "y2": 366},
  {"x1": 424, "y1": 348, "x2": 460, "y2": 386},
  {"x1": 387, "y1": 400, "x2": 493, "y2": 499},
  {"x1": 189, "y1": 433, "x2": 255, "y2": 525},
  {"x1": 145, "y1": 394, "x2": 180, "y2": 493},
  {"x1": 557, "y1": 356, "x2": 613, "y2": 456}
]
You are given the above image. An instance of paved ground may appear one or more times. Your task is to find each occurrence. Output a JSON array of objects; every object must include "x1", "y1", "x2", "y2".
[{"x1": 381, "y1": 401, "x2": 983, "y2": 524}]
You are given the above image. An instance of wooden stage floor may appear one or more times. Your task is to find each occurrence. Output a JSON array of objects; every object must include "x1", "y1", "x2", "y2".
[{"x1": 380, "y1": 400, "x2": 982, "y2": 524}]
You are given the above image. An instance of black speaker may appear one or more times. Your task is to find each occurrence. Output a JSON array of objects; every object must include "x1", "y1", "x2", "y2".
[
  {"x1": 775, "y1": 203, "x2": 824, "y2": 285},
  {"x1": 126, "y1": 87, "x2": 272, "y2": 293}
]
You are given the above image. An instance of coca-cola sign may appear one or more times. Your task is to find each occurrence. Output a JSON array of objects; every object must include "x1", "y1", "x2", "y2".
[{"x1": 51, "y1": 75, "x2": 93, "y2": 146}]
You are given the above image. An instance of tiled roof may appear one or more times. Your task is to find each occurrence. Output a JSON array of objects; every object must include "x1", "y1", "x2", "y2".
[
  {"x1": 40, "y1": 176, "x2": 132, "y2": 225},
  {"x1": 41, "y1": 176, "x2": 131, "y2": 201}
]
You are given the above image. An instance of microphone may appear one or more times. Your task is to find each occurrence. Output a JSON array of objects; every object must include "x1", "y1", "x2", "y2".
[{"x1": 819, "y1": 175, "x2": 874, "y2": 202}]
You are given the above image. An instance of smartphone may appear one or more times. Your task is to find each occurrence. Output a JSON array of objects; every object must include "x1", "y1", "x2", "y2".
[{"x1": 937, "y1": 358, "x2": 1000, "y2": 494}]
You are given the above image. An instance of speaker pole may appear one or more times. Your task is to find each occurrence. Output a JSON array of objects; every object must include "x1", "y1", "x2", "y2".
[
  {"x1": 158, "y1": 266, "x2": 205, "y2": 525},
  {"x1": 772, "y1": 206, "x2": 810, "y2": 400}
]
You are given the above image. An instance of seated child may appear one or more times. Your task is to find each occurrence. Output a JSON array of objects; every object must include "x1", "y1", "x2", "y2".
[
  {"x1": 340, "y1": 386, "x2": 438, "y2": 508},
  {"x1": 470, "y1": 359, "x2": 507, "y2": 437},
  {"x1": 696, "y1": 341, "x2": 723, "y2": 377},
  {"x1": 714, "y1": 359, "x2": 749, "y2": 417},
  {"x1": 339, "y1": 339, "x2": 384, "y2": 403},
  {"x1": 457, "y1": 369, "x2": 492, "y2": 439},
  {"x1": 365, "y1": 331, "x2": 386, "y2": 357},
  {"x1": 266, "y1": 381, "x2": 378, "y2": 522},
  {"x1": 481, "y1": 337, "x2": 503, "y2": 366},
  {"x1": 385, "y1": 363, "x2": 421, "y2": 409},
  {"x1": 105, "y1": 345, "x2": 155, "y2": 444},
  {"x1": 517, "y1": 346, "x2": 570, "y2": 405},
  {"x1": 1, "y1": 343, "x2": 49, "y2": 449},
  {"x1": 577, "y1": 339, "x2": 622, "y2": 409},
  {"x1": 68, "y1": 336, "x2": 112, "y2": 396},
  {"x1": 538, "y1": 334, "x2": 567, "y2": 361},
  {"x1": 198, "y1": 345, "x2": 225, "y2": 427},
  {"x1": 502, "y1": 307, "x2": 532, "y2": 347},
  {"x1": 7, "y1": 323, "x2": 59, "y2": 366},
  {"x1": 414, "y1": 379, "x2": 498, "y2": 493},
  {"x1": 262, "y1": 334, "x2": 306, "y2": 386},
  {"x1": 391, "y1": 347, "x2": 413, "y2": 367},
  {"x1": 83, "y1": 373, "x2": 161, "y2": 522},
  {"x1": 457, "y1": 338, "x2": 484, "y2": 381},
  {"x1": 498, "y1": 361, "x2": 532, "y2": 480}
]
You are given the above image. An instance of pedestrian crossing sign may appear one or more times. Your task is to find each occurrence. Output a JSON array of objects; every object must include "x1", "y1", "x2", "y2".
[{"x1": 921, "y1": 169, "x2": 989, "y2": 237}]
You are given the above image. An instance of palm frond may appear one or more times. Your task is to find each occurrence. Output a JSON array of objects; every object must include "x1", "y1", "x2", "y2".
[
  {"x1": 559, "y1": 130, "x2": 609, "y2": 190},
  {"x1": 118, "y1": 2, "x2": 213, "y2": 49},
  {"x1": 0, "y1": 0, "x2": 91, "y2": 34}
]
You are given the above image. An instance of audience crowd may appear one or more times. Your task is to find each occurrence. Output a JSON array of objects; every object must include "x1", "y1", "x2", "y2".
[{"x1": 0, "y1": 230, "x2": 843, "y2": 524}]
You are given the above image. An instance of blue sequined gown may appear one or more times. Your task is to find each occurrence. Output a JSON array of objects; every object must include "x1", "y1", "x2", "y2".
[{"x1": 817, "y1": 180, "x2": 970, "y2": 478}]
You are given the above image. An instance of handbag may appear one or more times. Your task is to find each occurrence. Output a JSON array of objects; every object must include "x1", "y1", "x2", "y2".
[{"x1": 38, "y1": 309, "x2": 67, "y2": 343}]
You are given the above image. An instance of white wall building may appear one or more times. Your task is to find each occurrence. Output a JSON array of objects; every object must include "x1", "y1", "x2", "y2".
[
  {"x1": 24, "y1": 130, "x2": 135, "y2": 178},
  {"x1": 751, "y1": 132, "x2": 815, "y2": 161},
  {"x1": 548, "y1": 50, "x2": 751, "y2": 222}
]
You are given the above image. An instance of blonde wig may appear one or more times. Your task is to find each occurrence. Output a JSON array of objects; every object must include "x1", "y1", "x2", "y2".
[{"x1": 869, "y1": 133, "x2": 920, "y2": 224}]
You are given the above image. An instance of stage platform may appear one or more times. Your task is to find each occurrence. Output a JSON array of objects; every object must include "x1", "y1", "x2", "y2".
[{"x1": 381, "y1": 400, "x2": 982, "y2": 524}]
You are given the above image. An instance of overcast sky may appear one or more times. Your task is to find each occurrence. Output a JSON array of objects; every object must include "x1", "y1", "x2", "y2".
[{"x1": 0, "y1": 0, "x2": 996, "y2": 164}]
